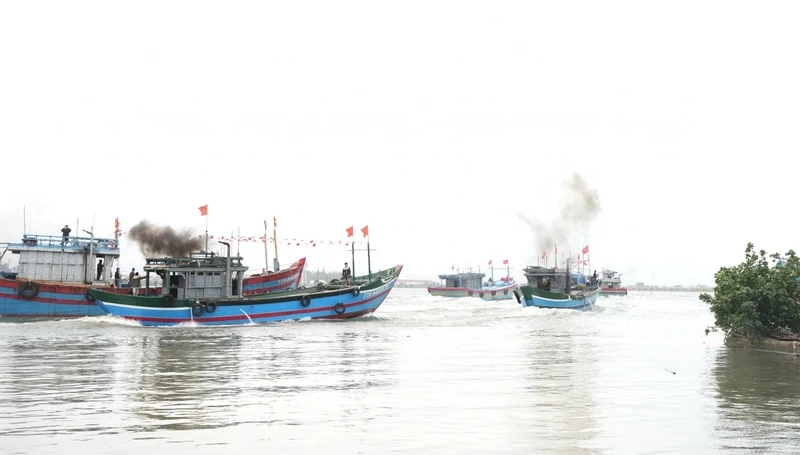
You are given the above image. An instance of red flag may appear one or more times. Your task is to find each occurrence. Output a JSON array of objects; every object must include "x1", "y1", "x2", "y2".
[
  {"x1": 488, "y1": 260, "x2": 493, "y2": 265},
  {"x1": 114, "y1": 217, "x2": 120, "y2": 231},
  {"x1": 582, "y1": 245, "x2": 589, "y2": 255},
  {"x1": 346, "y1": 226, "x2": 354, "y2": 237},
  {"x1": 199, "y1": 205, "x2": 208, "y2": 216},
  {"x1": 503, "y1": 259, "x2": 508, "y2": 265},
  {"x1": 541, "y1": 251, "x2": 546, "y2": 259},
  {"x1": 361, "y1": 225, "x2": 369, "y2": 237}
]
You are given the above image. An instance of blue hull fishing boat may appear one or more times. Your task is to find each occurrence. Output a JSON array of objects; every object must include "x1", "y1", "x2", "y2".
[
  {"x1": 513, "y1": 265, "x2": 600, "y2": 311},
  {"x1": 87, "y1": 243, "x2": 402, "y2": 326},
  {"x1": 0, "y1": 230, "x2": 137, "y2": 318}
]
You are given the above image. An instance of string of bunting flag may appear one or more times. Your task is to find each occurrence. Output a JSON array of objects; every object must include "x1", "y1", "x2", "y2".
[{"x1": 112, "y1": 217, "x2": 371, "y2": 247}]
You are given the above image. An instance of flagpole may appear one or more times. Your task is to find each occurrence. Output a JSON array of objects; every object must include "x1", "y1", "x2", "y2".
[
  {"x1": 367, "y1": 233, "x2": 372, "y2": 279},
  {"x1": 264, "y1": 220, "x2": 269, "y2": 273},
  {"x1": 272, "y1": 217, "x2": 278, "y2": 272},
  {"x1": 205, "y1": 214, "x2": 208, "y2": 253}
]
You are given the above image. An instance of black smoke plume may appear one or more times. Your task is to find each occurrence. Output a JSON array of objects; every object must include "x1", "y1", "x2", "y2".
[
  {"x1": 517, "y1": 172, "x2": 601, "y2": 254},
  {"x1": 128, "y1": 220, "x2": 204, "y2": 257}
]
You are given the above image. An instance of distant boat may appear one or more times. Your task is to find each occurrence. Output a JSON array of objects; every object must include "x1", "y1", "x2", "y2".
[
  {"x1": 88, "y1": 244, "x2": 402, "y2": 326},
  {"x1": 514, "y1": 265, "x2": 600, "y2": 311},
  {"x1": 427, "y1": 264, "x2": 518, "y2": 301},
  {"x1": 599, "y1": 269, "x2": 628, "y2": 296}
]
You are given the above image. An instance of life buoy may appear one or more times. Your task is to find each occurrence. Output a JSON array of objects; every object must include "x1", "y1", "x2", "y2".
[
  {"x1": 192, "y1": 303, "x2": 204, "y2": 317},
  {"x1": 300, "y1": 295, "x2": 311, "y2": 307},
  {"x1": 19, "y1": 282, "x2": 38, "y2": 299},
  {"x1": 85, "y1": 289, "x2": 96, "y2": 302},
  {"x1": 334, "y1": 303, "x2": 346, "y2": 314},
  {"x1": 352, "y1": 288, "x2": 360, "y2": 297},
  {"x1": 205, "y1": 301, "x2": 217, "y2": 313},
  {"x1": 162, "y1": 294, "x2": 175, "y2": 306}
]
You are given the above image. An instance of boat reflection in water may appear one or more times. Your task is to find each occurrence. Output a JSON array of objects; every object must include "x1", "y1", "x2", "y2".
[
  {"x1": 118, "y1": 326, "x2": 399, "y2": 432},
  {"x1": 518, "y1": 322, "x2": 601, "y2": 454}
]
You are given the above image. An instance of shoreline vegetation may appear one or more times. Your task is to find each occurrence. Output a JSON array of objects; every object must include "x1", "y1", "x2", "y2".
[{"x1": 700, "y1": 243, "x2": 800, "y2": 353}]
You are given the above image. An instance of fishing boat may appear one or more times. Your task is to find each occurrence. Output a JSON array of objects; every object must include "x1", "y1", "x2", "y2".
[
  {"x1": 0, "y1": 231, "x2": 156, "y2": 318},
  {"x1": 241, "y1": 258, "x2": 306, "y2": 295},
  {"x1": 599, "y1": 269, "x2": 628, "y2": 296},
  {"x1": 427, "y1": 264, "x2": 518, "y2": 301},
  {"x1": 88, "y1": 243, "x2": 403, "y2": 326},
  {"x1": 513, "y1": 264, "x2": 600, "y2": 311}
]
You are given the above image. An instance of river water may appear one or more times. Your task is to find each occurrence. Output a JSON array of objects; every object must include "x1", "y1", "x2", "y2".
[{"x1": 0, "y1": 289, "x2": 798, "y2": 454}]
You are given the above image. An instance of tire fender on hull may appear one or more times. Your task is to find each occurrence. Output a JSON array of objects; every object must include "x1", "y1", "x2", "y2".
[{"x1": 19, "y1": 282, "x2": 39, "y2": 299}]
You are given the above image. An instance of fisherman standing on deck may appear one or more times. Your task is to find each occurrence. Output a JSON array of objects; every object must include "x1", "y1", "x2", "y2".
[
  {"x1": 61, "y1": 225, "x2": 71, "y2": 246},
  {"x1": 96, "y1": 259, "x2": 104, "y2": 281},
  {"x1": 114, "y1": 267, "x2": 121, "y2": 287},
  {"x1": 132, "y1": 272, "x2": 141, "y2": 295},
  {"x1": 128, "y1": 268, "x2": 135, "y2": 287},
  {"x1": 342, "y1": 262, "x2": 352, "y2": 285},
  {"x1": 592, "y1": 270, "x2": 598, "y2": 286}
]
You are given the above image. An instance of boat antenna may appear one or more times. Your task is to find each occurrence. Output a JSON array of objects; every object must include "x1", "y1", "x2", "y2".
[{"x1": 23, "y1": 206, "x2": 26, "y2": 236}]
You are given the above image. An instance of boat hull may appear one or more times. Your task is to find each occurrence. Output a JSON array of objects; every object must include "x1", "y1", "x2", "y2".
[
  {"x1": 91, "y1": 265, "x2": 403, "y2": 326},
  {"x1": 427, "y1": 283, "x2": 518, "y2": 301},
  {"x1": 0, "y1": 278, "x2": 162, "y2": 318},
  {"x1": 517, "y1": 286, "x2": 600, "y2": 311},
  {"x1": 241, "y1": 258, "x2": 306, "y2": 295},
  {"x1": 600, "y1": 287, "x2": 628, "y2": 296}
]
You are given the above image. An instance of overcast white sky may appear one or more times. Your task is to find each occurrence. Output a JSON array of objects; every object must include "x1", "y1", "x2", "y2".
[{"x1": 1, "y1": 1, "x2": 798, "y2": 286}]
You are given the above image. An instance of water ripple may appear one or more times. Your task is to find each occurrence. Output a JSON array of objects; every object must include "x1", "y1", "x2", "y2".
[{"x1": 1, "y1": 289, "x2": 799, "y2": 454}]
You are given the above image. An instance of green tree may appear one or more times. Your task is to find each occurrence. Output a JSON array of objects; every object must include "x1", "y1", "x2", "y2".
[{"x1": 700, "y1": 243, "x2": 800, "y2": 340}]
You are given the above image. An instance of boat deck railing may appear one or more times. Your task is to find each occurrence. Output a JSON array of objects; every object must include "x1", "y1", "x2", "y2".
[
  {"x1": 9, "y1": 234, "x2": 119, "y2": 251},
  {"x1": 143, "y1": 253, "x2": 245, "y2": 270}
]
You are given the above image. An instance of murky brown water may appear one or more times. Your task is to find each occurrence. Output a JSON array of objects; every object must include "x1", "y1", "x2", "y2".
[{"x1": 1, "y1": 289, "x2": 798, "y2": 454}]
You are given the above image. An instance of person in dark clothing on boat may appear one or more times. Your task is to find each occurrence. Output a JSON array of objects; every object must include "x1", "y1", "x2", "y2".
[
  {"x1": 61, "y1": 225, "x2": 71, "y2": 246},
  {"x1": 114, "y1": 268, "x2": 121, "y2": 287},
  {"x1": 342, "y1": 262, "x2": 352, "y2": 284},
  {"x1": 96, "y1": 259, "x2": 104, "y2": 281},
  {"x1": 592, "y1": 270, "x2": 598, "y2": 286}
]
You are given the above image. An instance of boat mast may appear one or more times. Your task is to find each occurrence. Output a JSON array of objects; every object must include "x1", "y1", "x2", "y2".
[
  {"x1": 272, "y1": 217, "x2": 279, "y2": 272},
  {"x1": 264, "y1": 220, "x2": 274, "y2": 272}
]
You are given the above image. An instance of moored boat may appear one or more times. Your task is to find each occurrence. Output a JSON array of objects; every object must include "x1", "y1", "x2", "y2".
[
  {"x1": 514, "y1": 265, "x2": 600, "y2": 311},
  {"x1": 0, "y1": 232, "x2": 155, "y2": 318},
  {"x1": 241, "y1": 257, "x2": 306, "y2": 294},
  {"x1": 88, "y1": 245, "x2": 403, "y2": 326},
  {"x1": 599, "y1": 269, "x2": 628, "y2": 296},
  {"x1": 427, "y1": 264, "x2": 518, "y2": 301}
]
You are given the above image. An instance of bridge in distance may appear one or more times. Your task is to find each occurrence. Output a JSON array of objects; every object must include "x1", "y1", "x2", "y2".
[{"x1": 395, "y1": 279, "x2": 438, "y2": 288}]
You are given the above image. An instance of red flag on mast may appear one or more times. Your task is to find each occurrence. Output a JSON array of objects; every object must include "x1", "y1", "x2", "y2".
[
  {"x1": 582, "y1": 245, "x2": 589, "y2": 255},
  {"x1": 361, "y1": 225, "x2": 369, "y2": 237},
  {"x1": 346, "y1": 226, "x2": 354, "y2": 237},
  {"x1": 199, "y1": 205, "x2": 208, "y2": 216},
  {"x1": 488, "y1": 260, "x2": 493, "y2": 265},
  {"x1": 503, "y1": 259, "x2": 508, "y2": 265}
]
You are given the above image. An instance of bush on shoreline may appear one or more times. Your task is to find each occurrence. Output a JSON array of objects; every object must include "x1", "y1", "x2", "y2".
[{"x1": 700, "y1": 243, "x2": 800, "y2": 341}]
